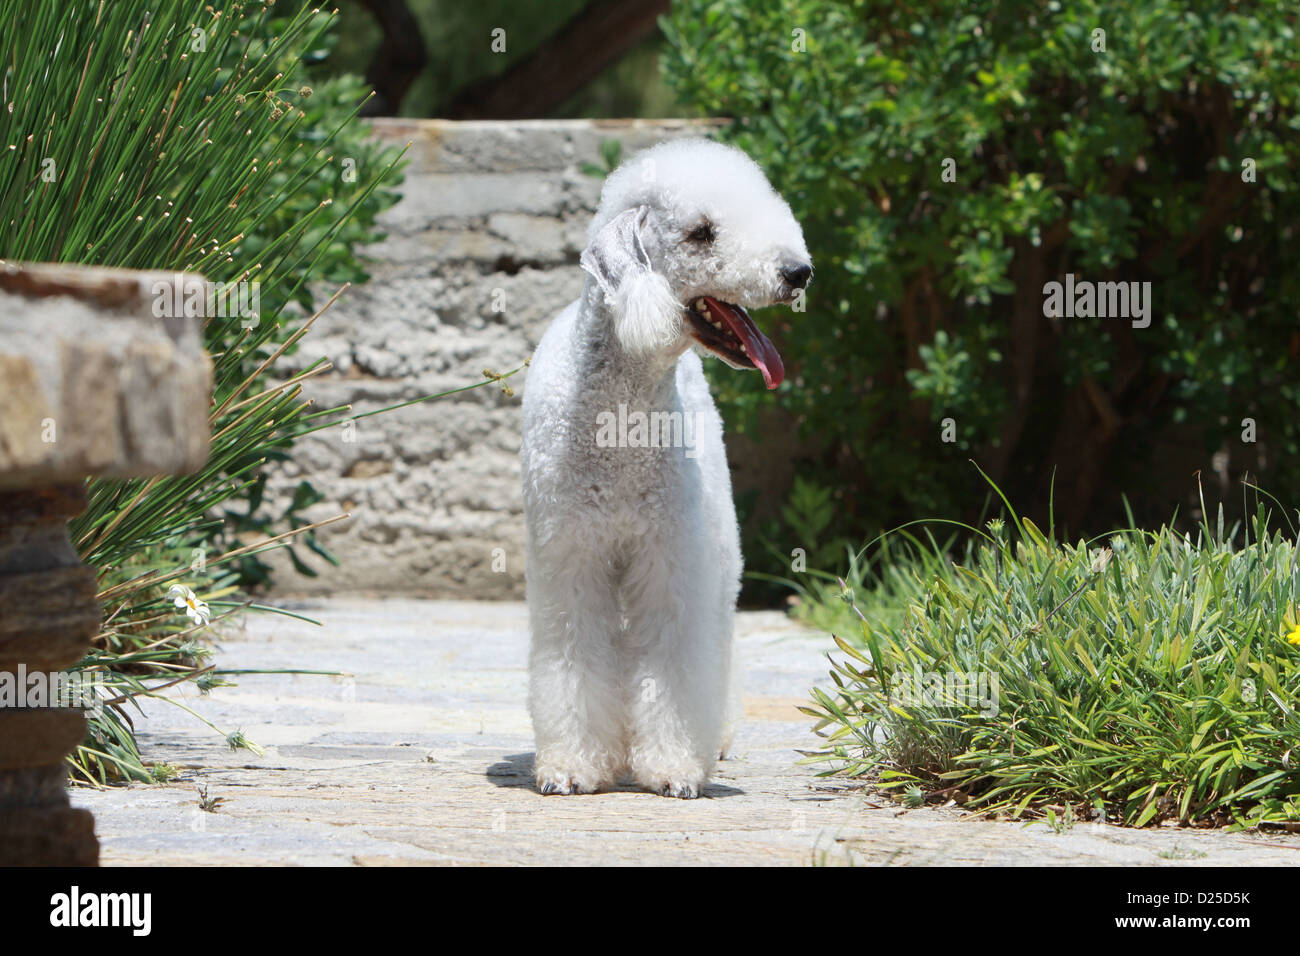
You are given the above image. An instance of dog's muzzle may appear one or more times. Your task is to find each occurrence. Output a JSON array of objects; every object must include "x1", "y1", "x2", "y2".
[{"x1": 683, "y1": 296, "x2": 785, "y2": 389}]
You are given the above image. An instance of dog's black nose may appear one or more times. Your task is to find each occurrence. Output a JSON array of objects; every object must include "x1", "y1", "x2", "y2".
[{"x1": 780, "y1": 262, "x2": 813, "y2": 289}]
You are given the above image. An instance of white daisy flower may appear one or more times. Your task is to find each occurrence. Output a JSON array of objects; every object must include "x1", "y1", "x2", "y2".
[{"x1": 168, "y1": 584, "x2": 211, "y2": 627}]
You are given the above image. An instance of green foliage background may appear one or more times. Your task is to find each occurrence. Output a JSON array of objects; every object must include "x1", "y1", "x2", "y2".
[
  {"x1": 662, "y1": 0, "x2": 1300, "y2": 582},
  {"x1": 322, "y1": 0, "x2": 686, "y2": 118}
]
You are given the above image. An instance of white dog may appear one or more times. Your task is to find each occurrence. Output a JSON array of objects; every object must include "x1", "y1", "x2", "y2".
[{"x1": 520, "y1": 138, "x2": 811, "y2": 798}]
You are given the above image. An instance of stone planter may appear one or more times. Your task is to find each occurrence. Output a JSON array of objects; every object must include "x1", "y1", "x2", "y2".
[{"x1": 0, "y1": 263, "x2": 211, "y2": 865}]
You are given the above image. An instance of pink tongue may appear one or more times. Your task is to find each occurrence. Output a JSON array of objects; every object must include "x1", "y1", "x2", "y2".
[{"x1": 704, "y1": 296, "x2": 785, "y2": 389}]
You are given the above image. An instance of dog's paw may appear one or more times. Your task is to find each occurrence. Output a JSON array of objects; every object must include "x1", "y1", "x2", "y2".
[
  {"x1": 535, "y1": 771, "x2": 603, "y2": 796},
  {"x1": 657, "y1": 780, "x2": 702, "y2": 799},
  {"x1": 632, "y1": 759, "x2": 710, "y2": 798}
]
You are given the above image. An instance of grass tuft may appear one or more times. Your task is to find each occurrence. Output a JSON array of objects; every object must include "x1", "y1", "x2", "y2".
[{"x1": 796, "y1": 485, "x2": 1300, "y2": 829}]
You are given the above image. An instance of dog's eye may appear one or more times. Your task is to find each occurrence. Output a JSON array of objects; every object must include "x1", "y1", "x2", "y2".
[{"x1": 685, "y1": 221, "x2": 715, "y2": 243}]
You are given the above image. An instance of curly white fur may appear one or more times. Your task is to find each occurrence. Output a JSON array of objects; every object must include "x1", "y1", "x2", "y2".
[{"x1": 520, "y1": 139, "x2": 811, "y2": 798}]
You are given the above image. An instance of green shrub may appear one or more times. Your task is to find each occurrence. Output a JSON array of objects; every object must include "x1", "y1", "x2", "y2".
[
  {"x1": 799, "y1": 484, "x2": 1300, "y2": 828},
  {"x1": 663, "y1": 0, "x2": 1300, "y2": 573}
]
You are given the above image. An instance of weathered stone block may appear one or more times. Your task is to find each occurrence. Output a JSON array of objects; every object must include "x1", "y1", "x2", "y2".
[
  {"x1": 0, "y1": 710, "x2": 88, "y2": 770},
  {"x1": 0, "y1": 262, "x2": 214, "y2": 866},
  {"x1": 0, "y1": 262, "x2": 213, "y2": 489},
  {"x1": 0, "y1": 806, "x2": 97, "y2": 867},
  {"x1": 0, "y1": 765, "x2": 69, "y2": 808}
]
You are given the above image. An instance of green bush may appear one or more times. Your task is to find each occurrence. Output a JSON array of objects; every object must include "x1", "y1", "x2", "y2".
[
  {"x1": 663, "y1": 0, "x2": 1300, "y2": 572},
  {"x1": 799, "y1": 486, "x2": 1300, "y2": 828}
]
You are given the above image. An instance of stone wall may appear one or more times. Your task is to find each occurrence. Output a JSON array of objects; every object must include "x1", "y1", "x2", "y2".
[{"x1": 265, "y1": 119, "x2": 724, "y2": 597}]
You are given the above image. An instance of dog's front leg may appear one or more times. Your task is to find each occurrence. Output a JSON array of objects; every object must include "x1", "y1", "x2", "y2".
[
  {"x1": 527, "y1": 555, "x2": 626, "y2": 795},
  {"x1": 622, "y1": 534, "x2": 727, "y2": 798}
]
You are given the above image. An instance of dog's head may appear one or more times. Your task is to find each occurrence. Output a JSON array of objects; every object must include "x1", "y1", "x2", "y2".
[{"x1": 580, "y1": 139, "x2": 811, "y2": 389}]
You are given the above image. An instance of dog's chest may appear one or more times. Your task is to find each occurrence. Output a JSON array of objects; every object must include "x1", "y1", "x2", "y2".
[
  {"x1": 587, "y1": 432, "x2": 702, "y2": 495},
  {"x1": 546, "y1": 402, "x2": 707, "y2": 524}
]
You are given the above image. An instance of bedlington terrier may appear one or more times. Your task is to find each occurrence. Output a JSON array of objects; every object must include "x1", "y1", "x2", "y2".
[{"x1": 520, "y1": 138, "x2": 812, "y2": 798}]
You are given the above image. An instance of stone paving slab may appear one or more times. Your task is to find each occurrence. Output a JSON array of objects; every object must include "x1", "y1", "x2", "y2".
[{"x1": 71, "y1": 600, "x2": 1300, "y2": 866}]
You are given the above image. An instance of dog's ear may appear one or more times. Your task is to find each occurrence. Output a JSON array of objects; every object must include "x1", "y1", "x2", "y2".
[
  {"x1": 581, "y1": 205, "x2": 680, "y2": 353},
  {"x1": 581, "y1": 205, "x2": 652, "y2": 300}
]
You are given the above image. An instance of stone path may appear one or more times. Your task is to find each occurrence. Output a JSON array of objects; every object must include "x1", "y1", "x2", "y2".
[{"x1": 72, "y1": 599, "x2": 1300, "y2": 866}]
